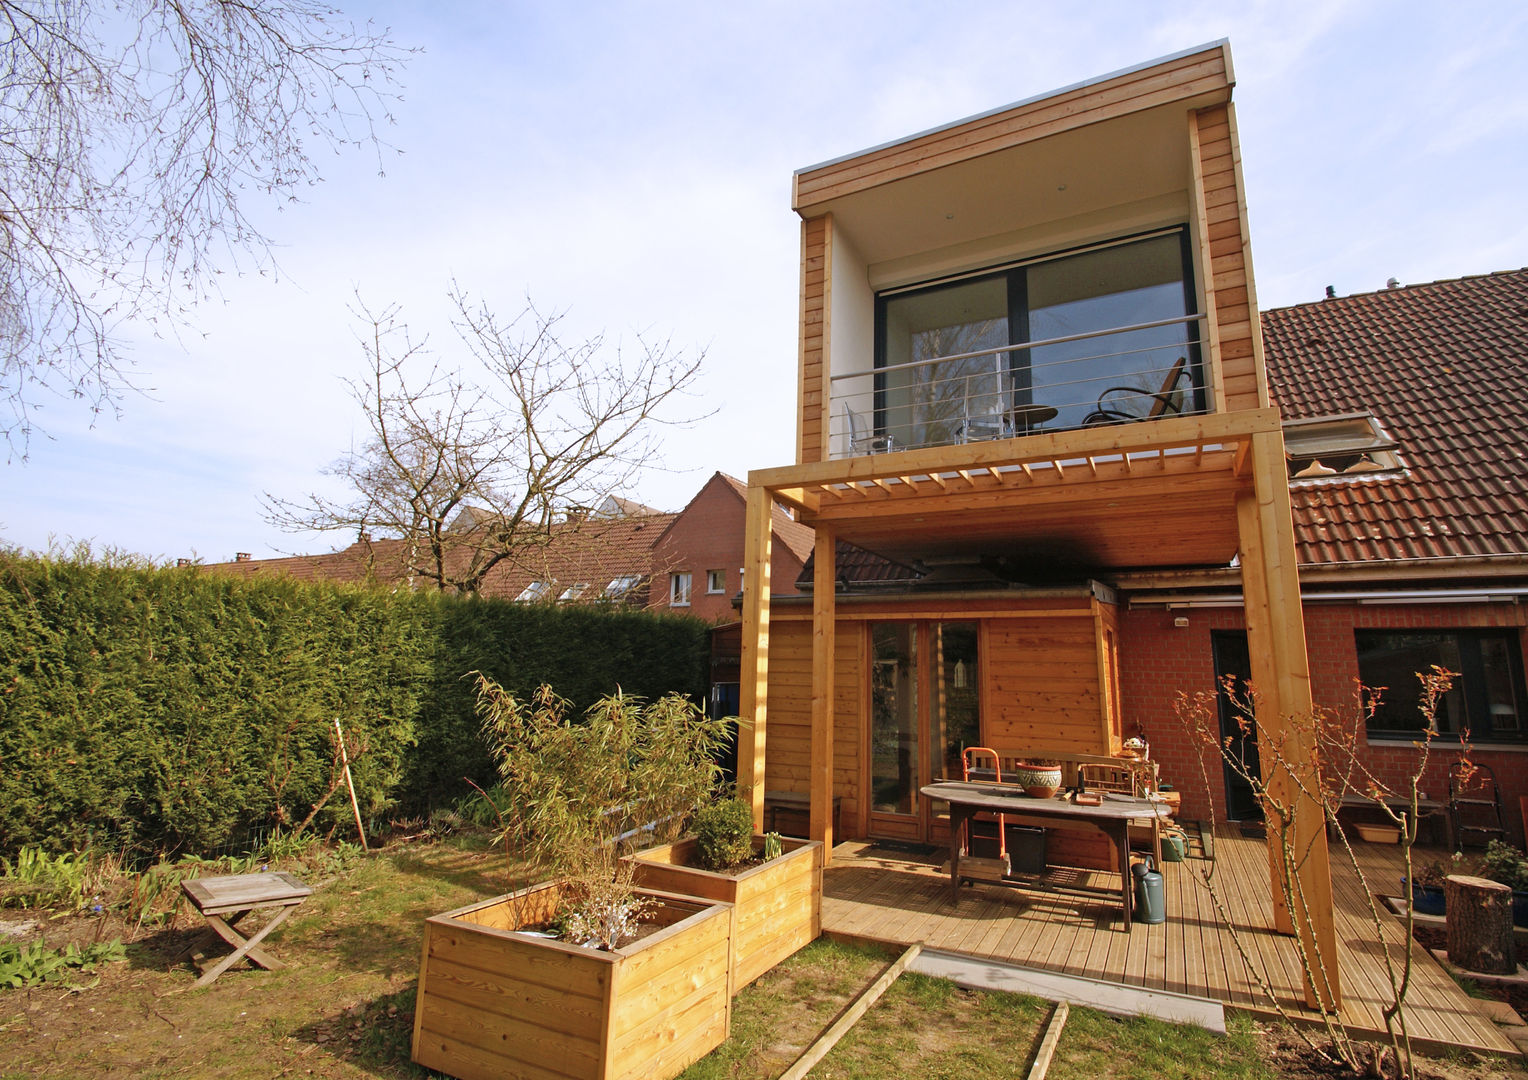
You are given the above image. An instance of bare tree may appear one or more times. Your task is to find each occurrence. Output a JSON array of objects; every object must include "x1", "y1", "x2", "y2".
[
  {"x1": 264, "y1": 287, "x2": 706, "y2": 594},
  {"x1": 0, "y1": 0, "x2": 410, "y2": 456}
]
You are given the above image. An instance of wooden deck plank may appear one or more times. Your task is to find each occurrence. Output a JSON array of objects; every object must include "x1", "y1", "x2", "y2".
[{"x1": 821, "y1": 834, "x2": 1515, "y2": 1055}]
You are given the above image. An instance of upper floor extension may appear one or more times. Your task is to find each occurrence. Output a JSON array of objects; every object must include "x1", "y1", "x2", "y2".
[{"x1": 793, "y1": 41, "x2": 1268, "y2": 468}]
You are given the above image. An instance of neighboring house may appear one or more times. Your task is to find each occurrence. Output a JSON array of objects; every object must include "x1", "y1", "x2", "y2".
[
  {"x1": 1119, "y1": 268, "x2": 1528, "y2": 831},
  {"x1": 650, "y1": 472, "x2": 815, "y2": 624},
  {"x1": 733, "y1": 42, "x2": 1343, "y2": 993},
  {"x1": 205, "y1": 494, "x2": 676, "y2": 606},
  {"x1": 203, "y1": 476, "x2": 814, "y2": 620}
]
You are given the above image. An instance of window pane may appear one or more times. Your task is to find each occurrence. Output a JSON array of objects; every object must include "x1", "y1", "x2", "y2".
[
  {"x1": 871, "y1": 623, "x2": 919, "y2": 814},
  {"x1": 1026, "y1": 235, "x2": 1193, "y2": 428},
  {"x1": 881, "y1": 276, "x2": 1008, "y2": 450},
  {"x1": 931, "y1": 622, "x2": 979, "y2": 782},
  {"x1": 1481, "y1": 636, "x2": 1522, "y2": 733},
  {"x1": 1356, "y1": 632, "x2": 1465, "y2": 734}
]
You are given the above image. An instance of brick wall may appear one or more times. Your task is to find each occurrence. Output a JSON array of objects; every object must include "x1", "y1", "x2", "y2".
[
  {"x1": 1121, "y1": 600, "x2": 1528, "y2": 845},
  {"x1": 649, "y1": 476, "x2": 807, "y2": 624}
]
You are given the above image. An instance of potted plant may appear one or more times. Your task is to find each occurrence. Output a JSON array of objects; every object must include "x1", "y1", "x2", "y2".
[
  {"x1": 1011, "y1": 759, "x2": 1063, "y2": 799},
  {"x1": 1404, "y1": 860, "x2": 1450, "y2": 917},
  {"x1": 625, "y1": 793, "x2": 822, "y2": 995},
  {"x1": 412, "y1": 681, "x2": 736, "y2": 1080},
  {"x1": 1479, "y1": 840, "x2": 1528, "y2": 927}
]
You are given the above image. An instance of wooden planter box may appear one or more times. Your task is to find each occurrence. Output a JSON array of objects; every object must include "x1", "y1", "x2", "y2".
[
  {"x1": 625, "y1": 836, "x2": 821, "y2": 994},
  {"x1": 411, "y1": 881, "x2": 732, "y2": 1080}
]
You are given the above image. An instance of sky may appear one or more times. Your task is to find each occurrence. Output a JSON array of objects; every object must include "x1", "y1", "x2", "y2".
[{"x1": 4, "y1": 0, "x2": 1527, "y2": 563}]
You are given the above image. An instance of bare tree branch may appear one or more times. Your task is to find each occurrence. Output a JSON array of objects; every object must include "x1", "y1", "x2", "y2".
[
  {"x1": 0, "y1": 0, "x2": 412, "y2": 457},
  {"x1": 264, "y1": 287, "x2": 708, "y2": 593}
]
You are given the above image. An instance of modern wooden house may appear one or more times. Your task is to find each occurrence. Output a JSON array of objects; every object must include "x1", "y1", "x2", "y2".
[{"x1": 735, "y1": 42, "x2": 1341, "y2": 1004}]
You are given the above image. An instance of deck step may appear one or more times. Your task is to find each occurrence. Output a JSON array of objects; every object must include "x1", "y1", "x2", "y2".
[{"x1": 908, "y1": 947, "x2": 1226, "y2": 1033}]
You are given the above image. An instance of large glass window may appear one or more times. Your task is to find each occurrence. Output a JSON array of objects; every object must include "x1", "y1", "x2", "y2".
[
  {"x1": 1355, "y1": 630, "x2": 1526, "y2": 741},
  {"x1": 875, "y1": 230, "x2": 1200, "y2": 449},
  {"x1": 870, "y1": 624, "x2": 919, "y2": 814}
]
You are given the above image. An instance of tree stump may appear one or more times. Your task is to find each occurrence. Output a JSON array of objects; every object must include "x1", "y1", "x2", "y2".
[{"x1": 1445, "y1": 874, "x2": 1516, "y2": 974}]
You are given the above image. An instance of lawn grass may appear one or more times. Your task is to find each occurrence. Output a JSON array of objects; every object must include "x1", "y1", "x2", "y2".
[{"x1": 2, "y1": 836, "x2": 1523, "y2": 1080}]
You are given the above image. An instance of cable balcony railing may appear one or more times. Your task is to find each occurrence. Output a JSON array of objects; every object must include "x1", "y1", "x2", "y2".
[{"x1": 829, "y1": 314, "x2": 1208, "y2": 459}]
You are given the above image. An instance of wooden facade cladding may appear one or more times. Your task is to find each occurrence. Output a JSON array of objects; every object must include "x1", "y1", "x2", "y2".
[
  {"x1": 792, "y1": 44, "x2": 1232, "y2": 212},
  {"x1": 797, "y1": 215, "x2": 829, "y2": 464},
  {"x1": 761, "y1": 617, "x2": 862, "y2": 826},
  {"x1": 1190, "y1": 102, "x2": 1268, "y2": 413},
  {"x1": 983, "y1": 607, "x2": 1115, "y2": 758}
]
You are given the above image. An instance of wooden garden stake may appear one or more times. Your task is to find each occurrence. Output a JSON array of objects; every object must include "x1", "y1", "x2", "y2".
[
  {"x1": 1027, "y1": 1000, "x2": 1069, "y2": 1080},
  {"x1": 335, "y1": 717, "x2": 368, "y2": 851},
  {"x1": 778, "y1": 944, "x2": 920, "y2": 1080}
]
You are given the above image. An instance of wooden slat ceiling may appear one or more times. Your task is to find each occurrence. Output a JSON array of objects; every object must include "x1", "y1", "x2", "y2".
[{"x1": 759, "y1": 412, "x2": 1277, "y2": 573}]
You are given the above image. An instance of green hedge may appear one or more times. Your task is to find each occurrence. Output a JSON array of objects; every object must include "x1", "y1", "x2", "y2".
[{"x1": 0, "y1": 549, "x2": 709, "y2": 857}]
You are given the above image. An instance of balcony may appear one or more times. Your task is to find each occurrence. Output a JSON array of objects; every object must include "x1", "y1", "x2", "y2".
[{"x1": 830, "y1": 313, "x2": 1207, "y2": 459}]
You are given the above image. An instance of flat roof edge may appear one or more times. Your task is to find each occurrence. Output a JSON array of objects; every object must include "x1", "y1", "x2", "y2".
[{"x1": 794, "y1": 40, "x2": 1232, "y2": 180}]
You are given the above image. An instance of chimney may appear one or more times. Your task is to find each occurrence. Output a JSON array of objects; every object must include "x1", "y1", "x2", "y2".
[
  {"x1": 235, "y1": 552, "x2": 252, "y2": 562},
  {"x1": 1386, "y1": 277, "x2": 1400, "y2": 289},
  {"x1": 176, "y1": 557, "x2": 191, "y2": 567},
  {"x1": 1324, "y1": 285, "x2": 1336, "y2": 300}
]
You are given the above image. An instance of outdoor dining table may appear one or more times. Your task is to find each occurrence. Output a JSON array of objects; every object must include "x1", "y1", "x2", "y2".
[{"x1": 921, "y1": 780, "x2": 1168, "y2": 925}]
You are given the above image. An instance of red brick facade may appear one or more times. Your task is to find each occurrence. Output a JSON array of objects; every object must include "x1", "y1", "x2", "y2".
[
  {"x1": 1123, "y1": 601, "x2": 1528, "y2": 844},
  {"x1": 649, "y1": 473, "x2": 814, "y2": 624}
]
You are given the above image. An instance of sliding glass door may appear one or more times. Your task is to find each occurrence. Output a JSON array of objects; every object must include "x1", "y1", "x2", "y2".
[
  {"x1": 868, "y1": 621, "x2": 980, "y2": 842},
  {"x1": 875, "y1": 229, "x2": 1201, "y2": 448}
]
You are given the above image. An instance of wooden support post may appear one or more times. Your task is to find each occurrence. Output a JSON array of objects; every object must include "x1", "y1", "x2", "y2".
[
  {"x1": 738, "y1": 482, "x2": 775, "y2": 833},
  {"x1": 1236, "y1": 428, "x2": 1340, "y2": 1011},
  {"x1": 810, "y1": 527, "x2": 837, "y2": 865}
]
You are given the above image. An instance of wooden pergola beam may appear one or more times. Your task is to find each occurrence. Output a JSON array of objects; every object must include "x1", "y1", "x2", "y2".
[
  {"x1": 810, "y1": 528, "x2": 837, "y2": 863},
  {"x1": 738, "y1": 483, "x2": 774, "y2": 832}
]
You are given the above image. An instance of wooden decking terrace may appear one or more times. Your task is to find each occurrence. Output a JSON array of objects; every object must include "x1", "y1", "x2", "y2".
[{"x1": 820, "y1": 825, "x2": 1519, "y2": 1056}]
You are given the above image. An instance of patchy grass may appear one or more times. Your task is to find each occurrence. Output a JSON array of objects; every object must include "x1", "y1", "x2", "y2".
[
  {"x1": 0, "y1": 833, "x2": 511, "y2": 1079},
  {"x1": 3, "y1": 839, "x2": 1526, "y2": 1080}
]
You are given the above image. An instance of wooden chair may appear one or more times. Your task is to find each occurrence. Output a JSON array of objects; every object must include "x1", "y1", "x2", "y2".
[{"x1": 1082, "y1": 355, "x2": 1189, "y2": 426}]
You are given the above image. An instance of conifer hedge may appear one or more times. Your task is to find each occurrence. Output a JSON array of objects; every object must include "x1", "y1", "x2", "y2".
[{"x1": 0, "y1": 549, "x2": 709, "y2": 857}]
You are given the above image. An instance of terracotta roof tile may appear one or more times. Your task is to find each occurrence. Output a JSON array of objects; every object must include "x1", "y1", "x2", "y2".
[{"x1": 1264, "y1": 268, "x2": 1528, "y2": 569}]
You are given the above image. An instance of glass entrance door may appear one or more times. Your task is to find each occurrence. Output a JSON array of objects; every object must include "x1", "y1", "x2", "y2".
[{"x1": 868, "y1": 621, "x2": 980, "y2": 842}]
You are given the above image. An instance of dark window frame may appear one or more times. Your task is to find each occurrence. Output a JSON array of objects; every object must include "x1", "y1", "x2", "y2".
[{"x1": 1355, "y1": 629, "x2": 1528, "y2": 742}]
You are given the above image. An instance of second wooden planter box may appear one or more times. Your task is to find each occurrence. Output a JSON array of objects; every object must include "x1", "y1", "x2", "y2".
[
  {"x1": 412, "y1": 881, "x2": 732, "y2": 1080},
  {"x1": 626, "y1": 836, "x2": 822, "y2": 994}
]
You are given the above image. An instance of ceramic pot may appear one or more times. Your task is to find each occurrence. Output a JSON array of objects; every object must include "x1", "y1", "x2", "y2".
[{"x1": 1012, "y1": 761, "x2": 1062, "y2": 799}]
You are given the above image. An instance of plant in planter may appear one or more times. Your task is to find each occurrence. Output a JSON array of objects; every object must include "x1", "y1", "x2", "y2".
[
  {"x1": 1406, "y1": 859, "x2": 1452, "y2": 917},
  {"x1": 412, "y1": 680, "x2": 737, "y2": 1080},
  {"x1": 1479, "y1": 840, "x2": 1528, "y2": 927},
  {"x1": 626, "y1": 792, "x2": 822, "y2": 994},
  {"x1": 694, "y1": 796, "x2": 755, "y2": 871}
]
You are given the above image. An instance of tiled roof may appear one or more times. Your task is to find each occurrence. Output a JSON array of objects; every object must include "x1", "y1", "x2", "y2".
[
  {"x1": 203, "y1": 510, "x2": 676, "y2": 602},
  {"x1": 1262, "y1": 269, "x2": 1528, "y2": 569},
  {"x1": 477, "y1": 512, "x2": 676, "y2": 602}
]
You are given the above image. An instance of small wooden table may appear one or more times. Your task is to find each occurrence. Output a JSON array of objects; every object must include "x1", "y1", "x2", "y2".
[
  {"x1": 181, "y1": 871, "x2": 311, "y2": 987},
  {"x1": 1008, "y1": 403, "x2": 1059, "y2": 434},
  {"x1": 923, "y1": 781, "x2": 1166, "y2": 926}
]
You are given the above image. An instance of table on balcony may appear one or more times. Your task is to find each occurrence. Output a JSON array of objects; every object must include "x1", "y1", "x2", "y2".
[
  {"x1": 1008, "y1": 403, "x2": 1058, "y2": 434},
  {"x1": 922, "y1": 780, "x2": 1166, "y2": 925}
]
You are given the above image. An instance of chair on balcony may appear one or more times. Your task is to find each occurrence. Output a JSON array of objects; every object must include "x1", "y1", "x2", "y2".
[
  {"x1": 955, "y1": 401, "x2": 1010, "y2": 443},
  {"x1": 844, "y1": 404, "x2": 895, "y2": 454},
  {"x1": 1082, "y1": 355, "x2": 1189, "y2": 427}
]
